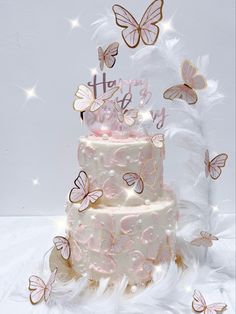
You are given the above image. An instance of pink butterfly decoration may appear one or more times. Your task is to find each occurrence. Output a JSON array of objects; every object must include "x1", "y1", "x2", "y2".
[
  {"x1": 114, "y1": 100, "x2": 138, "y2": 126},
  {"x1": 129, "y1": 250, "x2": 153, "y2": 280},
  {"x1": 205, "y1": 149, "x2": 228, "y2": 180},
  {"x1": 28, "y1": 268, "x2": 58, "y2": 305},
  {"x1": 151, "y1": 133, "x2": 165, "y2": 148},
  {"x1": 192, "y1": 290, "x2": 227, "y2": 314},
  {"x1": 98, "y1": 42, "x2": 119, "y2": 71},
  {"x1": 103, "y1": 177, "x2": 123, "y2": 200},
  {"x1": 191, "y1": 231, "x2": 219, "y2": 247},
  {"x1": 90, "y1": 254, "x2": 117, "y2": 275},
  {"x1": 163, "y1": 60, "x2": 207, "y2": 105},
  {"x1": 123, "y1": 172, "x2": 144, "y2": 194},
  {"x1": 141, "y1": 226, "x2": 159, "y2": 260},
  {"x1": 53, "y1": 236, "x2": 71, "y2": 260},
  {"x1": 69, "y1": 171, "x2": 103, "y2": 212},
  {"x1": 112, "y1": 0, "x2": 163, "y2": 48}
]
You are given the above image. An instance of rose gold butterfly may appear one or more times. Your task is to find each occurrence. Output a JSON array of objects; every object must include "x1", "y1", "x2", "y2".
[
  {"x1": 205, "y1": 149, "x2": 228, "y2": 180},
  {"x1": 114, "y1": 101, "x2": 138, "y2": 126},
  {"x1": 73, "y1": 85, "x2": 119, "y2": 112},
  {"x1": 163, "y1": 60, "x2": 207, "y2": 105},
  {"x1": 28, "y1": 268, "x2": 58, "y2": 305},
  {"x1": 53, "y1": 236, "x2": 71, "y2": 260},
  {"x1": 112, "y1": 0, "x2": 163, "y2": 48},
  {"x1": 151, "y1": 133, "x2": 165, "y2": 148},
  {"x1": 191, "y1": 231, "x2": 219, "y2": 247},
  {"x1": 123, "y1": 172, "x2": 144, "y2": 194},
  {"x1": 98, "y1": 42, "x2": 119, "y2": 71},
  {"x1": 192, "y1": 290, "x2": 227, "y2": 314},
  {"x1": 69, "y1": 171, "x2": 103, "y2": 212}
]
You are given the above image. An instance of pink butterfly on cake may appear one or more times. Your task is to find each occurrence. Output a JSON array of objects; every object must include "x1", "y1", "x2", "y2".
[
  {"x1": 73, "y1": 85, "x2": 119, "y2": 112},
  {"x1": 123, "y1": 172, "x2": 144, "y2": 194},
  {"x1": 98, "y1": 42, "x2": 119, "y2": 71},
  {"x1": 69, "y1": 171, "x2": 103, "y2": 212},
  {"x1": 114, "y1": 101, "x2": 139, "y2": 126},
  {"x1": 204, "y1": 149, "x2": 228, "y2": 180},
  {"x1": 112, "y1": 0, "x2": 164, "y2": 48},
  {"x1": 192, "y1": 290, "x2": 227, "y2": 314},
  {"x1": 191, "y1": 231, "x2": 219, "y2": 247},
  {"x1": 28, "y1": 268, "x2": 58, "y2": 305},
  {"x1": 129, "y1": 250, "x2": 154, "y2": 280},
  {"x1": 53, "y1": 236, "x2": 71, "y2": 260},
  {"x1": 163, "y1": 60, "x2": 207, "y2": 105},
  {"x1": 151, "y1": 133, "x2": 165, "y2": 148}
]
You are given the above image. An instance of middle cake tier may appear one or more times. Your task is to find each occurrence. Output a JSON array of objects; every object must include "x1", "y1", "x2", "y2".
[{"x1": 78, "y1": 136, "x2": 164, "y2": 207}]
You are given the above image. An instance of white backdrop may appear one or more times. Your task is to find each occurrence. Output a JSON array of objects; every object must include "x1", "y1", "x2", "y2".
[{"x1": 0, "y1": 0, "x2": 235, "y2": 215}]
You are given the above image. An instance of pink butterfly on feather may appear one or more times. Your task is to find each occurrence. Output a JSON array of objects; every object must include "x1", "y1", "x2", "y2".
[
  {"x1": 112, "y1": 0, "x2": 164, "y2": 48},
  {"x1": 192, "y1": 290, "x2": 227, "y2": 314},
  {"x1": 28, "y1": 268, "x2": 58, "y2": 305},
  {"x1": 98, "y1": 42, "x2": 119, "y2": 71},
  {"x1": 69, "y1": 171, "x2": 103, "y2": 212},
  {"x1": 191, "y1": 231, "x2": 218, "y2": 247},
  {"x1": 163, "y1": 60, "x2": 207, "y2": 105},
  {"x1": 205, "y1": 149, "x2": 228, "y2": 180},
  {"x1": 53, "y1": 236, "x2": 71, "y2": 260}
]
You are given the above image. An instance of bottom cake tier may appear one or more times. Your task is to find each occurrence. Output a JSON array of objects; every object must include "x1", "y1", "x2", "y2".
[{"x1": 66, "y1": 190, "x2": 177, "y2": 285}]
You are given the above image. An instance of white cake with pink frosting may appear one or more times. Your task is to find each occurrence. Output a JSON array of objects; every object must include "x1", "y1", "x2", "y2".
[{"x1": 66, "y1": 133, "x2": 177, "y2": 285}]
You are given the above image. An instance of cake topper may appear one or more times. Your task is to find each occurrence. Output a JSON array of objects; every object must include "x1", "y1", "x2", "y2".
[
  {"x1": 163, "y1": 60, "x2": 207, "y2": 105},
  {"x1": 53, "y1": 236, "x2": 71, "y2": 260},
  {"x1": 112, "y1": 0, "x2": 164, "y2": 48},
  {"x1": 28, "y1": 268, "x2": 58, "y2": 305},
  {"x1": 98, "y1": 42, "x2": 119, "y2": 71},
  {"x1": 190, "y1": 231, "x2": 219, "y2": 247},
  {"x1": 204, "y1": 149, "x2": 228, "y2": 180},
  {"x1": 69, "y1": 171, "x2": 103, "y2": 212},
  {"x1": 151, "y1": 133, "x2": 164, "y2": 148},
  {"x1": 192, "y1": 290, "x2": 227, "y2": 314},
  {"x1": 73, "y1": 84, "x2": 119, "y2": 112},
  {"x1": 114, "y1": 100, "x2": 138, "y2": 126}
]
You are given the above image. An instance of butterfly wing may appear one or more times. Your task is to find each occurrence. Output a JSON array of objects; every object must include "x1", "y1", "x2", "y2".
[
  {"x1": 192, "y1": 290, "x2": 207, "y2": 313},
  {"x1": 151, "y1": 133, "x2": 165, "y2": 148},
  {"x1": 73, "y1": 85, "x2": 94, "y2": 111},
  {"x1": 104, "y1": 42, "x2": 119, "y2": 69},
  {"x1": 98, "y1": 47, "x2": 105, "y2": 71},
  {"x1": 90, "y1": 86, "x2": 119, "y2": 112},
  {"x1": 44, "y1": 268, "x2": 58, "y2": 302},
  {"x1": 208, "y1": 153, "x2": 228, "y2": 180},
  {"x1": 191, "y1": 237, "x2": 212, "y2": 247},
  {"x1": 182, "y1": 60, "x2": 207, "y2": 90},
  {"x1": 78, "y1": 190, "x2": 103, "y2": 212},
  {"x1": 110, "y1": 235, "x2": 133, "y2": 255},
  {"x1": 205, "y1": 149, "x2": 210, "y2": 177},
  {"x1": 163, "y1": 84, "x2": 198, "y2": 105},
  {"x1": 123, "y1": 109, "x2": 138, "y2": 126},
  {"x1": 69, "y1": 171, "x2": 89, "y2": 203},
  {"x1": 206, "y1": 303, "x2": 227, "y2": 314},
  {"x1": 29, "y1": 276, "x2": 46, "y2": 304},
  {"x1": 140, "y1": 0, "x2": 163, "y2": 45},
  {"x1": 112, "y1": 5, "x2": 140, "y2": 48},
  {"x1": 123, "y1": 172, "x2": 144, "y2": 194},
  {"x1": 53, "y1": 236, "x2": 71, "y2": 260}
]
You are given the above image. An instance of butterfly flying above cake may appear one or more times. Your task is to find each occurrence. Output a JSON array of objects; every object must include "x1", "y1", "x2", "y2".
[
  {"x1": 53, "y1": 236, "x2": 71, "y2": 260},
  {"x1": 112, "y1": 0, "x2": 164, "y2": 48},
  {"x1": 191, "y1": 231, "x2": 219, "y2": 247},
  {"x1": 98, "y1": 42, "x2": 119, "y2": 71},
  {"x1": 123, "y1": 172, "x2": 144, "y2": 194},
  {"x1": 163, "y1": 60, "x2": 207, "y2": 105},
  {"x1": 204, "y1": 149, "x2": 228, "y2": 180},
  {"x1": 114, "y1": 101, "x2": 138, "y2": 126},
  {"x1": 28, "y1": 268, "x2": 58, "y2": 305},
  {"x1": 73, "y1": 85, "x2": 119, "y2": 112},
  {"x1": 192, "y1": 290, "x2": 227, "y2": 314},
  {"x1": 69, "y1": 171, "x2": 103, "y2": 212}
]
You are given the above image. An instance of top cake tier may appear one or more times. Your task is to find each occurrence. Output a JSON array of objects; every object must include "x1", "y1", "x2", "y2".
[{"x1": 78, "y1": 135, "x2": 164, "y2": 207}]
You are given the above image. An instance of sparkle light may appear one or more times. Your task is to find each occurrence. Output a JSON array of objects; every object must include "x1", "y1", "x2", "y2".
[
  {"x1": 155, "y1": 265, "x2": 163, "y2": 273},
  {"x1": 90, "y1": 67, "x2": 98, "y2": 76},
  {"x1": 184, "y1": 285, "x2": 192, "y2": 293},
  {"x1": 53, "y1": 217, "x2": 67, "y2": 232},
  {"x1": 125, "y1": 188, "x2": 136, "y2": 199},
  {"x1": 32, "y1": 178, "x2": 39, "y2": 186},
  {"x1": 69, "y1": 17, "x2": 80, "y2": 30},
  {"x1": 211, "y1": 204, "x2": 220, "y2": 212},
  {"x1": 23, "y1": 85, "x2": 38, "y2": 101},
  {"x1": 160, "y1": 17, "x2": 175, "y2": 34},
  {"x1": 139, "y1": 110, "x2": 152, "y2": 122}
]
